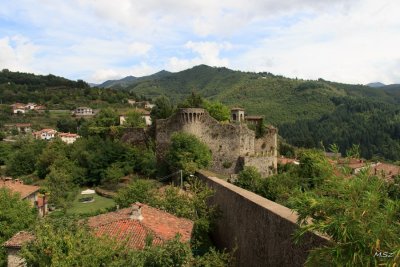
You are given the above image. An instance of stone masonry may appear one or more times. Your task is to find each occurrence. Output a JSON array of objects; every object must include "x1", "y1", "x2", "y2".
[{"x1": 155, "y1": 108, "x2": 277, "y2": 176}]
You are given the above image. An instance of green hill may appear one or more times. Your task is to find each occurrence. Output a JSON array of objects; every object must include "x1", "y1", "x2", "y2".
[
  {"x1": 125, "y1": 65, "x2": 397, "y2": 125},
  {"x1": 122, "y1": 65, "x2": 400, "y2": 160},
  {"x1": 0, "y1": 69, "x2": 138, "y2": 110}
]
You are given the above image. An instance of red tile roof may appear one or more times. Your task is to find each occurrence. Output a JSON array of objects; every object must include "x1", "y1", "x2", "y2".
[
  {"x1": 87, "y1": 203, "x2": 194, "y2": 249},
  {"x1": 94, "y1": 219, "x2": 164, "y2": 249},
  {"x1": 0, "y1": 178, "x2": 40, "y2": 199},
  {"x1": 3, "y1": 231, "x2": 35, "y2": 248},
  {"x1": 371, "y1": 163, "x2": 400, "y2": 181},
  {"x1": 14, "y1": 123, "x2": 32, "y2": 127},
  {"x1": 58, "y1": 132, "x2": 80, "y2": 138}
]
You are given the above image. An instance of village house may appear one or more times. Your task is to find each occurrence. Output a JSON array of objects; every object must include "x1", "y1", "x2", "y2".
[
  {"x1": 10, "y1": 103, "x2": 46, "y2": 114},
  {"x1": 32, "y1": 128, "x2": 57, "y2": 140},
  {"x1": 87, "y1": 202, "x2": 194, "y2": 249},
  {"x1": 73, "y1": 106, "x2": 94, "y2": 116},
  {"x1": 3, "y1": 231, "x2": 35, "y2": 267},
  {"x1": 10, "y1": 103, "x2": 26, "y2": 114},
  {"x1": 0, "y1": 177, "x2": 47, "y2": 217},
  {"x1": 3, "y1": 203, "x2": 191, "y2": 267},
  {"x1": 58, "y1": 132, "x2": 80, "y2": 144},
  {"x1": 25, "y1": 103, "x2": 36, "y2": 110}
]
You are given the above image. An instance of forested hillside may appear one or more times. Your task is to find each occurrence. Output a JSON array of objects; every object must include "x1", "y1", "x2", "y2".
[
  {"x1": 2, "y1": 66, "x2": 400, "y2": 161},
  {"x1": 123, "y1": 65, "x2": 400, "y2": 160},
  {"x1": 0, "y1": 69, "x2": 139, "y2": 110}
]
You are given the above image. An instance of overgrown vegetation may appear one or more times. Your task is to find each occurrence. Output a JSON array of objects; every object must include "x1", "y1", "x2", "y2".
[
  {"x1": 21, "y1": 218, "x2": 233, "y2": 267},
  {"x1": 0, "y1": 188, "x2": 37, "y2": 266},
  {"x1": 233, "y1": 150, "x2": 400, "y2": 265}
]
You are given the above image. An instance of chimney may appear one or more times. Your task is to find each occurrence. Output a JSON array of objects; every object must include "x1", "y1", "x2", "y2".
[{"x1": 130, "y1": 202, "x2": 143, "y2": 221}]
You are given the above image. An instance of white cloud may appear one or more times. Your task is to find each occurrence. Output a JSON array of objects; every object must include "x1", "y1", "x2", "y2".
[
  {"x1": 1, "y1": 0, "x2": 399, "y2": 84},
  {"x1": 233, "y1": 0, "x2": 400, "y2": 84},
  {"x1": 0, "y1": 35, "x2": 39, "y2": 72},
  {"x1": 90, "y1": 63, "x2": 156, "y2": 83},
  {"x1": 166, "y1": 41, "x2": 232, "y2": 71}
]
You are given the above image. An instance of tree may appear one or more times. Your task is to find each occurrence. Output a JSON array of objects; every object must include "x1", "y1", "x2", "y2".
[
  {"x1": 346, "y1": 144, "x2": 361, "y2": 159},
  {"x1": 45, "y1": 159, "x2": 78, "y2": 212},
  {"x1": 151, "y1": 96, "x2": 175, "y2": 120},
  {"x1": 289, "y1": 172, "x2": 400, "y2": 266},
  {"x1": 102, "y1": 163, "x2": 124, "y2": 189},
  {"x1": 166, "y1": 132, "x2": 211, "y2": 175},
  {"x1": 56, "y1": 117, "x2": 78, "y2": 133},
  {"x1": 21, "y1": 219, "x2": 127, "y2": 267},
  {"x1": 298, "y1": 150, "x2": 332, "y2": 189},
  {"x1": 6, "y1": 139, "x2": 45, "y2": 177},
  {"x1": 124, "y1": 111, "x2": 146, "y2": 128},
  {"x1": 113, "y1": 179, "x2": 158, "y2": 208},
  {"x1": 203, "y1": 101, "x2": 230, "y2": 122},
  {"x1": 36, "y1": 139, "x2": 68, "y2": 178},
  {"x1": 179, "y1": 92, "x2": 204, "y2": 108},
  {"x1": 93, "y1": 108, "x2": 118, "y2": 127},
  {"x1": 0, "y1": 188, "x2": 37, "y2": 266},
  {"x1": 235, "y1": 166, "x2": 262, "y2": 192}
]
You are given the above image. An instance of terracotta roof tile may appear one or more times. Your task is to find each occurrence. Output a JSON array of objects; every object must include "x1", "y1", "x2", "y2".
[
  {"x1": 87, "y1": 203, "x2": 194, "y2": 249},
  {"x1": 3, "y1": 231, "x2": 34, "y2": 248},
  {"x1": 0, "y1": 178, "x2": 40, "y2": 199}
]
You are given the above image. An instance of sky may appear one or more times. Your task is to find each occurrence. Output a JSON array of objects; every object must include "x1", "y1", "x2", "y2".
[{"x1": 0, "y1": 0, "x2": 399, "y2": 84}]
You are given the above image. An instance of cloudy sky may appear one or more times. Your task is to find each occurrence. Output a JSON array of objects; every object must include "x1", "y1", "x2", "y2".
[{"x1": 0, "y1": 0, "x2": 399, "y2": 84}]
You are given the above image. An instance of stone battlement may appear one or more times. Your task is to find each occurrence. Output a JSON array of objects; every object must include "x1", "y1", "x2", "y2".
[{"x1": 156, "y1": 108, "x2": 277, "y2": 176}]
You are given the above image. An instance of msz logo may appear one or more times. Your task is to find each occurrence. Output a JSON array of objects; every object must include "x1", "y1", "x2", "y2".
[{"x1": 374, "y1": 251, "x2": 395, "y2": 258}]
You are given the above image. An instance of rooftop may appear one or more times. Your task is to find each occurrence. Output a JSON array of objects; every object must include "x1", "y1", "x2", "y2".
[
  {"x1": 3, "y1": 231, "x2": 35, "y2": 248},
  {"x1": 0, "y1": 178, "x2": 40, "y2": 199},
  {"x1": 87, "y1": 203, "x2": 194, "y2": 249},
  {"x1": 58, "y1": 132, "x2": 80, "y2": 138}
]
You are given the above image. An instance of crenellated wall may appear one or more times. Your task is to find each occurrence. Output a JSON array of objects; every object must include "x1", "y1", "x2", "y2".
[{"x1": 156, "y1": 108, "x2": 277, "y2": 176}]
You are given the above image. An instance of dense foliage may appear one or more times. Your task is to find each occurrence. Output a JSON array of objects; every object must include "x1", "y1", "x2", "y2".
[
  {"x1": 166, "y1": 132, "x2": 212, "y2": 175},
  {"x1": 0, "y1": 188, "x2": 37, "y2": 266},
  {"x1": 0, "y1": 69, "x2": 137, "y2": 110},
  {"x1": 121, "y1": 65, "x2": 400, "y2": 161},
  {"x1": 233, "y1": 150, "x2": 400, "y2": 265},
  {"x1": 280, "y1": 97, "x2": 400, "y2": 161},
  {"x1": 21, "y1": 218, "x2": 233, "y2": 267}
]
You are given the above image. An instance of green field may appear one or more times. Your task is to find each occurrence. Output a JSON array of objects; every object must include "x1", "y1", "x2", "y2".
[{"x1": 67, "y1": 192, "x2": 115, "y2": 215}]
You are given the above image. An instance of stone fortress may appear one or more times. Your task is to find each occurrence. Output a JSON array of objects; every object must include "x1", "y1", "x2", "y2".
[{"x1": 156, "y1": 107, "x2": 277, "y2": 177}]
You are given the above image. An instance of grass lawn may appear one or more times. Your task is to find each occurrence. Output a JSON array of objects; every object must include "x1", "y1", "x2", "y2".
[{"x1": 67, "y1": 192, "x2": 116, "y2": 215}]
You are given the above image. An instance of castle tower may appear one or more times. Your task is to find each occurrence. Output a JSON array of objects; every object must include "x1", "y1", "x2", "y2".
[
  {"x1": 178, "y1": 108, "x2": 206, "y2": 124},
  {"x1": 231, "y1": 108, "x2": 245, "y2": 123}
]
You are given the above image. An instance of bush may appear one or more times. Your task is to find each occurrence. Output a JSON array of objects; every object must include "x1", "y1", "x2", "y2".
[
  {"x1": 235, "y1": 167, "x2": 262, "y2": 192},
  {"x1": 166, "y1": 132, "x2": 211, "y2": 175}
]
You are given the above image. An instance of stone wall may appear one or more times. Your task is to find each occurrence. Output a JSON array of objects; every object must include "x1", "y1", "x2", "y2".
[
  {"x1": 156, "y1": 108, "x2": 276, "y2": 176},
  {"x1": 242, "y1": 156, "x2": 276, "y2": 177},
  {"x1": 120, "y1": 128, "x2": 149, "y2": 147},
  {"x1": 196, "y1": 170, "x2": 330, "y2": 267},
  {"x1": 6, "y1": 248, "x2": 26, "y2": 267}
]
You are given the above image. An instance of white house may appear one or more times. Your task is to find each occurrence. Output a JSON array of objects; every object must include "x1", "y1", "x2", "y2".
[
  {"x1": 73, "y1": 107, "x2": 94, "y2": 116},
  {"x1": 32, "y1": 129, "x2": 57, "y2": 140},
  {"x1": 58, "y1": 132, "x2": 80, "y2": 144},
  {"x1": 11, "y1": 103, "x2": 26, "y2": 114}
]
